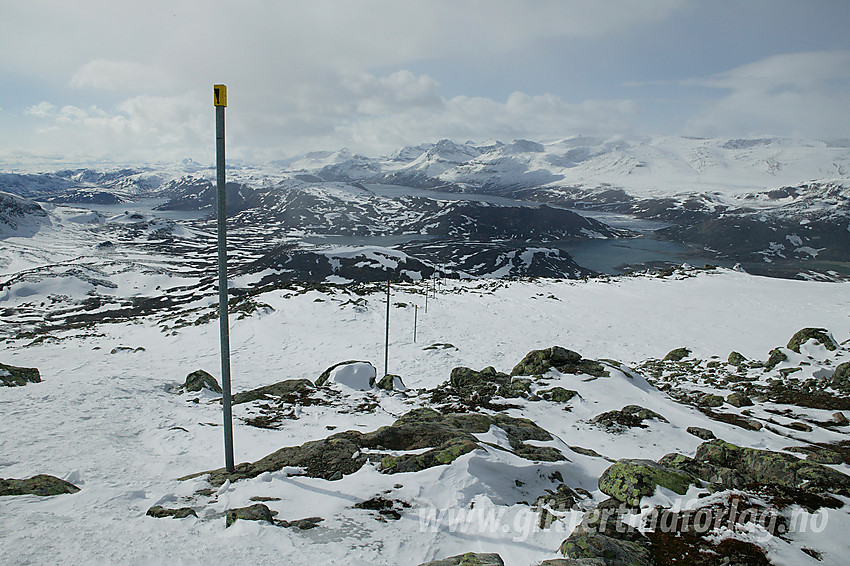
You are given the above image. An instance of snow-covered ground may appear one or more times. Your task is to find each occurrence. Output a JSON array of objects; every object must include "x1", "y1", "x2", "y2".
[{"x1": 1, "y1": 269, "x2": 849, "y2": 565}]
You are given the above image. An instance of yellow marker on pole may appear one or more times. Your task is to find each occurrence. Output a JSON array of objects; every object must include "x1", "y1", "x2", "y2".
[{"x1": 214, "y1": 84, "x2": 227, "y2": 107}]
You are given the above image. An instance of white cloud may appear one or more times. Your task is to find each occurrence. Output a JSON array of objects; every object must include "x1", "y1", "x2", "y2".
[
  {"x1": 25, "y1": 102, "x2": 58, "y2": 118},
  {"x1": 14, "y1": 65, "x2": 643, "y2": 163},
  {"x1": 684, "y1": 50, "x2": 850, "y2": 139},
  {"x1": 70, "y1": 60, "x2": 172, "y2": 92}
]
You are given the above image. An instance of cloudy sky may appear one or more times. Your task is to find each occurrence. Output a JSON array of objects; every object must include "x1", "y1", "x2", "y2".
[{"x1": 2, "y1": 0, "x2": 849, "y2": 167}]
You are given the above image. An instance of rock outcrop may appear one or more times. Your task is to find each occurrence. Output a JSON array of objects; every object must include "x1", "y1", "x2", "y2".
[{"x1": 0, "y1": 362, "x2": 41, "y2": 387}]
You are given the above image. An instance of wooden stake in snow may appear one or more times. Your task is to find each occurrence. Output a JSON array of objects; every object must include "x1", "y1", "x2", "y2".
[{"x1": 214, "y1": 84, "x2": 235, "y2": 473}]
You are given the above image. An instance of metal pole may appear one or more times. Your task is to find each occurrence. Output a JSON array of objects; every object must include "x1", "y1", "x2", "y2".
[
  {"x1": 384, "y1": 280, "x2": 390, "y2": 377},
  {"x1": 215, "y1": 85, "x2": 235, "y2": 473},
  {"x1": 414, "y1": 304, "x2": 418, "y2": 343},
  {"x1": 424, "y1": 280, "x2": 428, "y2": 313}
]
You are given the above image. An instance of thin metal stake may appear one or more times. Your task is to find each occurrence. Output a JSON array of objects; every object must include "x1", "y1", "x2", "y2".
[
  {"x1": 414, "y1": 304, "x2": 418, "y2": 343},
  {"x1": 384, "y1": 280, "x2": 390, "y2": 377},
  {"x1": 214, "y1": 84, "x2": 234, "y2": 473}
]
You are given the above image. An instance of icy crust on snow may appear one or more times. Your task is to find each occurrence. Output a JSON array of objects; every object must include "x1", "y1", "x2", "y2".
[{"x1": 1, "y1": 270, "x2": 849, "y2": 565}]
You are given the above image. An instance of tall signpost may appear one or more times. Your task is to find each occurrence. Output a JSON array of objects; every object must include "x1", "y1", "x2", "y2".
[{"x1": 214, "y1": 84, "x2": 235, "y2": 473}]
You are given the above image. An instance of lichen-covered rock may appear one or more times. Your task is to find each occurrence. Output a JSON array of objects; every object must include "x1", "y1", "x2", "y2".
[
  {"x1": 539, "y1": 560, "x2": 605, "y2": 566},
  {"x1": 0, "y1": 475, "x2": 79, "y2": 496},
  {"x1": 832, "y1": 411, "x2": 849, "y2": 426},
  {"x1": 786, "y1": 421, "x2": 813, "y2": 432},
  {"x1": 695, "y1": 439, "x2": 850, "y2": 495},
  {"x1": 787, "y1": 328, "x2": 838, "y2": 353},
  {"x1": 0, "y1": 362, "x2": 41, "y2": 387},
  {"x1": 279, "y1": 516, "x2": 323, "y2": 529},
  {"x1": 829, "y1": 363, "x2": 850, "y2": 394},
  {"x1": 380, "y1": 438, "x2": 479, "y2": 474},
  {"x1": 663, "y1": 348, "x2": 691, "y2": 362},
  {"x1": 657, "y1": 452, "x2": 749, "y2": 491},
  {"x1": 146, "y1": 505, "x2": 198, "y2": 519},
  {"x1": 232, "y1": 379, "x2": 314, "y2": 405},
  {"x1": 764, "y1": 348, "x2": 787, "y2": 370},
  {"x1": 192, "y1": 408, "x2": 563, "y2": 486},
  {"x1": 559, "y1": 510, "x2": 652, "y2": 566},
  {"x1": 418, "y1": 553, "x2": 505, "y2": 566},
  {"x1": 449, "y1": 366, "x2": 512, "y2": 401},
  {"x1": 376, "y1": 374, "x2": 405, "y2": 391},
  {"x1": 538, "y1": 387, "x2": 578, "y2": 403},
  {"x1": 512, "y1": 346, "x2": 608, "y2": 378},
  {"x1": 699, "y1": 393, "x2": 724, "y2": 408},
  {"x1": 225, "y1": 503, "x2": 276, "y2": 527},
  {"x1": 806, "y1": 449, "x2": 844, "y2": 465},
  {"x1": 536, "y1": 484, "x2": 581, "y2": 528},
  {"x1": 726, "y1": 392, "x2": 753, "y2": 407},
  {"x1": 686, "y1": 426, "x2": 715, "y2": 440},
  {"x1": 184, "y1": 369, "x2": 221, "y2": 393},
  {"x1": 591, "y1": 405, "x2": 668, "y2": 431},
  {"x1": 727, "y1": 351, "x2": 746, "y2": 366},
  {"x1": 598, "y1": 460, "x2": 693, "y2": 506}
]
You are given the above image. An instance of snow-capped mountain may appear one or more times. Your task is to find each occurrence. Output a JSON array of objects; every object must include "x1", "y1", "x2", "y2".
[{"x1": 2, "y1": 135, "x2": 850, "y2": 285}]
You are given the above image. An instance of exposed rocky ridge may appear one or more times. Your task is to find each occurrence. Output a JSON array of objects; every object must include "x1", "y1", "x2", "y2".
[
  {"x1": 0, "y1": 475, "x2": 79, "y2": 497},
  {"x1": 188, "y1": 407, "x2": 565, "y2": 486}
]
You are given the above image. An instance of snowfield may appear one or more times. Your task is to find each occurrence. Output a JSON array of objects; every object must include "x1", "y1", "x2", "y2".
[{"x1": 1, "y1": 269, "x2": 849, "y2": 565}]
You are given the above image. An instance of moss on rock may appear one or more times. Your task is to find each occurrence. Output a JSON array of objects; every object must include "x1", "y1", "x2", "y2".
[
  {"x1": 511, "y1": 346, "x2": 608, "y2": 378},
  {"x1": 787, "y1": 328, "x2": 838, "y2": 353},
  {"x1": 695, "y1": 439, "x2": 850, "y2": 495},
  {"x1": 591, "y1": 405, "x2": 668, "y2": 431},
  {"x1": 699, "y1": 393, "x2": 724, "y2": 408},
  {"x1": 191, "y1": 407, "x2": 564, "y2": 486},
  {"x1": 598, "y1": 460, "x2": 693, "y2": 506},
  {"x1": 146, "y1": 505, "x2": 198, "y2": 519},
  {"x1": 376, "y1": 374, "x2": 405, "y2": 391},
  {"x1": 538, "y1": 387, "x2": 578, "y2": 403},
  {"x1": 184, "y1": 369, "x2": 221, "y2": 393},
  {"x1": 0, "y1": 475, "x2": 79, "y2": 496},
  {"x1": 727, "y1": 351, "x2": 747, "y2": 366},
  {"x1": 225, "y1": 503, "x2": 276, "y2": 527},
  {"x1": 418, "y1": 553, "x2": 504, "y2": 566},
  {"x1": 663, "y1": 348, "x2": 691, "y2": 362},
  {"x1": 764, "y1": 348, "x2": 787, "y2": 371},
  {"x1": 232, "y1": 379, "x2": 314, "y2": 405},
  {"x1": 0, "y1": 362, "x2": 41, "y2": 387},
  {"x1": 726, "y1": 392, "x2": 753, "y2": 407}
]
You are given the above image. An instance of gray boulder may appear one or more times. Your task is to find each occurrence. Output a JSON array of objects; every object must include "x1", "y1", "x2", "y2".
[
  {"x1": 232, "y1": 378, "x2": 314, "y2": 405},
  {"x1": 512, "y1": 346, "x2": 607, "y2": 377},
  {"x1": 559, "y1": 510, "x2": 651, "y2": 566},
  {"x1": 663, "y1": 347, "x2": 690, "y2": 362},
  {"x1": 184, "y1": 369, "x2": 221, "y2": 393},
  {"x1": 225, "y1": 503, "x2": 276, "y2": 527},
  {"x1": 598, "y1": 459, "x2": 693, "y2": 506},
  {"x1": 591, "y1": 405, "x2": 667, "y2": 431},
  {"x1": 419, "y1": 553, "x2": 504, "y2": 566},
  {"x1": 787, "y1": 327, "x2": 838, "y2": 353},
  {"x1": 726, "y1": 392, "x2": 753, "y2": 407},
  {"x1": 0, "y1": 475, "x2": 79, "y2": 496},
  {"x1": 686, "y1": 426, "x2": 715, "y2": 440},
  {"x1": 0, "y1": 362, "x2": 41, "y2": 387},
  {"x1": 146, "y1": 505, "x2": 197, "y2": 519}
]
